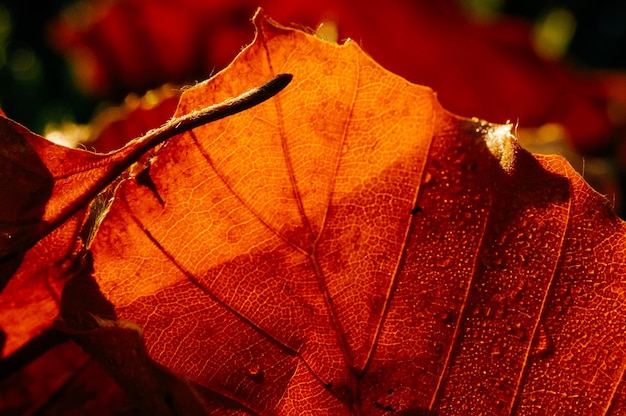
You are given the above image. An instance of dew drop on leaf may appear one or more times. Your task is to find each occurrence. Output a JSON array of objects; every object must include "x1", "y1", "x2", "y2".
[
  {"x1": 437, "y1": 256, "x2": 453, "y2": 269},
  {"x1": 246, "y1": 363, "x2": 264, "y2": 382},
  {"x1": 531, "y1": 324, "x2": 554, "y2": 358},
  {"x1": 491, "y1": 345, "x2": 504, "y2": 358}
]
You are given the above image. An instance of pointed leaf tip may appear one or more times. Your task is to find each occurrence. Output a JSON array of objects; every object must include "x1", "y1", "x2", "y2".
[{"x1": 469, "y1": 118, "x2": 518, "y2": 173}]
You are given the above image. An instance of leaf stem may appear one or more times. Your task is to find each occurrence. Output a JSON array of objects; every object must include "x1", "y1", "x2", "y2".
[
  {"x1": 3, "y1": 74, "x2": 293, "y2": 263},
  {"x1": 141, "y1": 73, "x2": 293, "y2": 144}
]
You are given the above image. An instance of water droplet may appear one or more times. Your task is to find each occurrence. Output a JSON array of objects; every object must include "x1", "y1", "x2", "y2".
[
  {"x1": 227, "y1": 226, "x2": 242, "y2": 244},
  {"x1": 531, "y1": 325, "x2": 553, "y2": 358},
  {"x1": 437, "y1": 256, "x2": 453, "y2": 269},
  {"x1": 246, "y1": 363, "x2": 264, "y2": 382},
  {"x1": 494, "y1": 305, "x2": 507, "y2": 319},
  {"x1": 496, "y1": 376, "x2": 508, "y2": 390},
  {"x1": 432, "y1": 341, "x2": 443, "y2": 354},
  {"x1": 606, "y1": 263, "x2": 617, "y2": 275},
  {"x1": 440, "y1": 312, "x2": 454, "y2": 325},
  {"x1": 492, "y1": 256, "x2": 505, "y2": 267},
  {"x1": 491, "y1": 345, "x2": 504, "y2": 358},
  {"x1": 554, "y1": 284, "x2": 570, "y2": 298},
  {"x1": 486, "y1": 300, "x2": 507, "y2": 319},
  {"x1": 506, "y1": 322, "x2": 527, "y2": 341}
]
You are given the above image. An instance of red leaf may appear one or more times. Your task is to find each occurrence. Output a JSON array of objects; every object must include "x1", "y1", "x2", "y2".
[
  {"x1": 50, "y1": 13, "x2": 626, "y2": 414},
  {"x1": 0, "y1": 115, "x2": 106, "y2": 356},
  {"x1": 0, "y1": 339, "x2": 134, "y2": 414}
]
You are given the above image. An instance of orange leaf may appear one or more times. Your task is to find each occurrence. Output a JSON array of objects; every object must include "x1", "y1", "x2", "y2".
[
  {"x1": 0, "y1": 76, "x2": 290, "y2": 358},
  {"x1": 56, "y1": 12, "x2": 626, "y2": 414}
]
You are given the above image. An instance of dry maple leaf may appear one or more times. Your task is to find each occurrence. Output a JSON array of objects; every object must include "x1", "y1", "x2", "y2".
[{"x1": 3, "y1": 10, "x2": 626, "y2": 416}]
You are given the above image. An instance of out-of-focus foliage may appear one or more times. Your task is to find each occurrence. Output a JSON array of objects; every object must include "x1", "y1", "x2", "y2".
[
  {"x1": 1, "y1": 0, "x2": 625, "y2": 135},
  {"x1": 0, "y1": 1, "x2": 96, "y2": 134}
]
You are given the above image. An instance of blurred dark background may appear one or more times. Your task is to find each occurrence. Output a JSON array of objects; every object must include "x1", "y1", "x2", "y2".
[
  {"x1": 1, "y1": 0, "x2": 625, "y2": 135},
  {"x1": 0, "y1": 0, "x2": 92, "y2": 133},
  {"x1": 504, "y1": 0, "x2": 626, "y2": 69}
]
